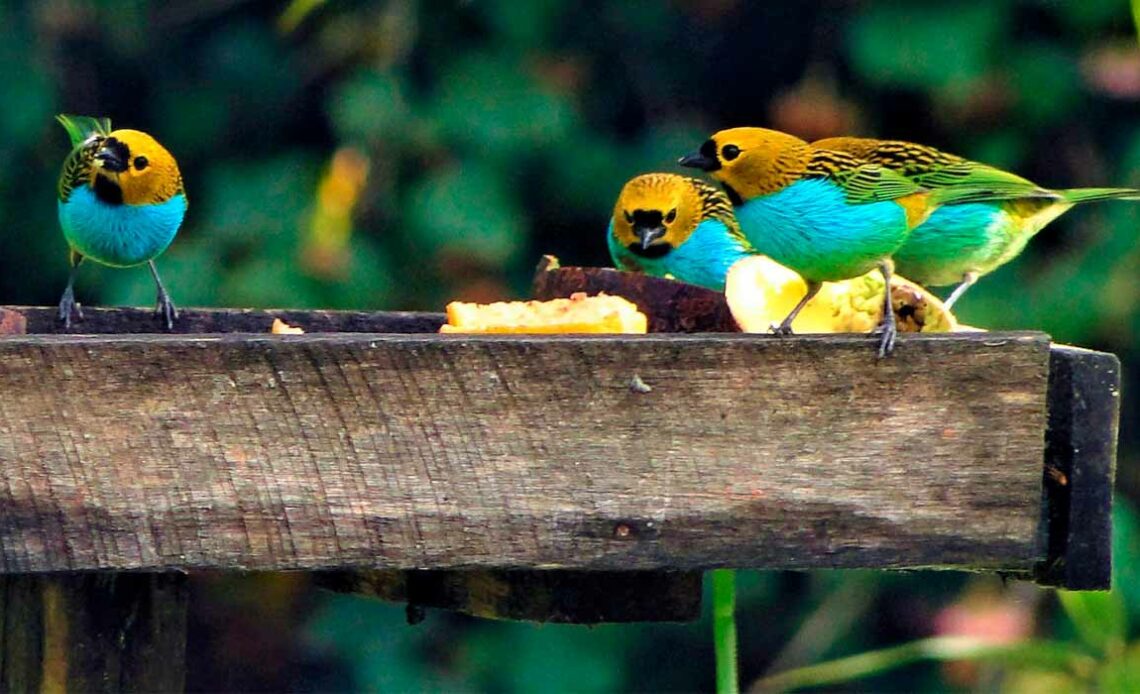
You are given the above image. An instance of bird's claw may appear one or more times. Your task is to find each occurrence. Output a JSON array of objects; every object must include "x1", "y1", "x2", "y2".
[
  {"x1": 155, "y1": 291, "x2": 179, "y2": 331},
  {"x1": 769, "y1": 321, "x2": 794, "y2": 336},
  {"x1": 875, "y1": 326, "x2": 897, "y2": 358},
  {"x1": 871, "y1": 320, "x2": 897, "y2": 358},
  {"x1": 57, "y1": 288, "x2": 83, "y2": 329}
]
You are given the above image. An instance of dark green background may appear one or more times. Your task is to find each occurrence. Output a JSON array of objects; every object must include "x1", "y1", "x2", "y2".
[{"x1": 2, "y1": 0, "x2": 1139, "y2": 690}]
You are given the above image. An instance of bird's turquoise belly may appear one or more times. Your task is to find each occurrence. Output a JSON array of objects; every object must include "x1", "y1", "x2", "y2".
[
  {"x1": 892, "y1": 204, "x2": 1011, "y2": 287},
  {"x1": 734, "y1": 179, "x2": 911, "y2": 282},
  {"x1": 59, "y1": 187, "x2": 186, "y2": 268},
  {"x1": 607, "y1": 219, "x2": 751, "y2": 291}
]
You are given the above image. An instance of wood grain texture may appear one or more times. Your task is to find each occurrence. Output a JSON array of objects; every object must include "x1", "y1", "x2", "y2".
[
  {"x1": 5, "y1": 306, "x2": 446, "y2": 335},
  {"x1": 0, "y1": 330, "x2": 1050, "y2": 573},
  {"x1": 0, "y1": 573, "x2": 188, "y2": 692}
]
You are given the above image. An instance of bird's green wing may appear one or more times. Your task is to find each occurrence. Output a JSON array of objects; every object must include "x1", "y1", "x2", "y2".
[
  {"x1": 816, "y1": 139, "x2": 1057, "y2": 200},
  {"x1": 807, "y1": 148, "x2": 925, "y2": 204},
  {"x1": 56, "y1": 114, "x2": 112, "y2": 147},
  {"x1": 56, "y1": 115, "x2": 113, "y2": 202},
  {"x1": 908, "y1": 162, "x2": 1058, "y2": 199}
]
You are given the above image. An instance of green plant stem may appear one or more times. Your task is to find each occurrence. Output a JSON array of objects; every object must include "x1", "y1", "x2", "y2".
[
  {"x1": 1133, "y1": 0, "x2": 1140, "y2": 46},
  {"x1": 712, "y1": 569, "x2": 739, "y2": 694},
  {"x1": 751, "y1": 636, "x2": 1097, "y2": 693}
]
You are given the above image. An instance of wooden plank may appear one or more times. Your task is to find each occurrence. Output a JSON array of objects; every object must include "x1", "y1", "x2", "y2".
[
  {"x1": 6, "y1": 306, "x2": 445, "y2": 335},
  {"x1": 1035, "y1": 346, "x2": 1121, "y2": 590},
  {"x1": 0, "y1": 330, "x2": 1050, "y2": 573},
  {"x1": 315, "y1": 569, "x2": 702, "y2": 623},
  {"x1": 0, "y1": 573, "x2": 188, "y2": 691}
]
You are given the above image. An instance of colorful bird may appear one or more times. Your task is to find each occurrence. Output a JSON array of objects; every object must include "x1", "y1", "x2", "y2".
[
  {"x1": 609, "y1": 173, "x2": 754, "y2": 292},
  {"x1": 56, "y1": 114, "x2": 187, "y2": 329},
  {"x1": 679, "y1": 127, "x2": 1003, "y2": 356},
  {"x1": 811, "y1": 136, "x2": 1140, "y2": 307}
]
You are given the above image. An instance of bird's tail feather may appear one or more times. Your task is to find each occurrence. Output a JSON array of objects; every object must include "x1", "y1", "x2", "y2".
[
  {"x1": 929, "y1": 182, "x2": 1064, "y2": 205},
  {"x1": 56, "y1": 114, "x2": 112, "y2": 147},
  {"x1": 1058, "y1": 187, "x2": 1140, "y2": 204}
]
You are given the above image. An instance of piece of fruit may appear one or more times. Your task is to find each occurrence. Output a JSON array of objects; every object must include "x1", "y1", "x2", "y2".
[
  {"x1": 440, "y1": 292, "x2": 648, "y2": 334},
  {"x1": 270, "y1": 318, "x2": 305, "y2": 334},
  {"x1": 724, "y1": 255, "x2": 967, "y2": 334}
]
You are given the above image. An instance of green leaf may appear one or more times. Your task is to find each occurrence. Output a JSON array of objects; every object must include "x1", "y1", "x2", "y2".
[
  {"x1": 754, "y1": 637, "x2": 1096, "y2": 692},
  {"x1": 1057, "y1": 589, "x2": 1128, "y2": 656}
]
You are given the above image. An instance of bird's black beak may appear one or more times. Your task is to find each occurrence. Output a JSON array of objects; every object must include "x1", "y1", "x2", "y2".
[
  {"x1": 94, "y1": 138, "x2": 129, "y2": 173},
  {"x1": 635, "y1": 225, "x2": 666, "y2": 250},
  {"x1": 678, "y1": 151, "x2": 719, "y2": 171}
]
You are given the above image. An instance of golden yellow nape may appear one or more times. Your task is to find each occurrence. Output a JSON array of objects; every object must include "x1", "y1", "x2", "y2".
[{"x1": 96, "y1": 129, "x2": 184, "y2": 206}]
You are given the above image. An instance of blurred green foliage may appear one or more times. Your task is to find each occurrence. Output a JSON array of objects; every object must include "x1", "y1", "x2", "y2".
[
  {"x1": 4, "y1": 0, "x2": 1140, "y2": 690},
  {"x1": 755, "y1": 501, "x2": 1140, "y2": 691}
]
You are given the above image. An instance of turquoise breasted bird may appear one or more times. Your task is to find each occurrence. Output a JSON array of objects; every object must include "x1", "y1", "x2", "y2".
[
  {"x1": 812, "y1": 136, "x2": 1140, "y2": 308},
  {"x1": 56, "y1": 114, "x2": 187, "y2": 329},
  {"x1": 680, "y1": 127, "x2": 1003, "y2": 356},
  {"x1": 609, "y1": 173, "x2": 753, "y2": 292}
]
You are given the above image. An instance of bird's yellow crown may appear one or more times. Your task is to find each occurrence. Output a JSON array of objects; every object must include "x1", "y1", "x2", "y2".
[
  {"x1": 611, "y1": 173, "x2": 735, "y2": 252},
  {"x1": 90, "y1": 129, "x2": 184, "y2": 206},
  {"x1": 694, "y1": 127, "x2": 815, "y2": 201}
]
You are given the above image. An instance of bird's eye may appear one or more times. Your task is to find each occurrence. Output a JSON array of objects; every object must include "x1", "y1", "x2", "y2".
[
  {"x1": 133, "y1": 156, "x2": 149, "y2": 171},
  {"x1": 722, "y1": 145, "x2": 741, "y2": 162},
  {"x1": 624, "y1": 210, "x2": 634, "y2": 223},
  {"x1": 665, "y1": 208, "x2": 677, "y2": 223}
]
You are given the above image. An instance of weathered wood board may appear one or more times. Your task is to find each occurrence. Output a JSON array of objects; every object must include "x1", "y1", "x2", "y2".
[
  {"x1": 1036, "y1": 345, "x2": 1121, "y2": 590},
  {"x1": 9, "y1": 306, "x2": 445, "y2": 335},
  {"x1": 0, "y1": 328, "x2": 1050, "y2": 574}
]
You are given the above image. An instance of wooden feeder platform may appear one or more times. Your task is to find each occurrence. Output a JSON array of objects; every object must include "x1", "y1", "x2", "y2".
[{"x1": 0, "y1": 266, "x2": 1119, "y2": 691}]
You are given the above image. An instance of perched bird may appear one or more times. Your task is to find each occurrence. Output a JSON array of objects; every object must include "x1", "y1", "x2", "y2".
[
  {"x1": 56, "y1": 114, "x2": 187, "y2": 329},
  {"x1": 812, "y1": 136, "x2": 1140, "y2": 307},
  {"x1": 680, "y1": 127, "x2": 1002, "y2": 355},
  {"x1": 609, "y1": 173, "x2": 753, "y2": 292}
]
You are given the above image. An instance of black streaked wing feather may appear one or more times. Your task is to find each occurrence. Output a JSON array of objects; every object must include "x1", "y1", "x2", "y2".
[
  {"x1": 688, "y1": 176, "x2": 751, "y2": 248},
  {"x1": 807, "y1": 149, "x2": 925, "y2": 204},
  {"x1": 57, "y1": 137, "x2": 103, "y2": 203},
  {"x1": 825, "y1": 140, "x2": 1056, "y2": 200}
]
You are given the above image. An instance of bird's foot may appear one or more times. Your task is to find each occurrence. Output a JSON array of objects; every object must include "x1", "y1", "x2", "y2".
[
  {"x1": 871, "y1": 317, "x2": 898, "y2": 358},
  {"x1": 769, "y1": 320, "x2": 795, "y2": 337},
  {"x1": 57, "y1": 288, "x2": 83, "y2": 329},
  {"x1": 154, "y1": 290, "x2": 179, "y2": 331}
]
